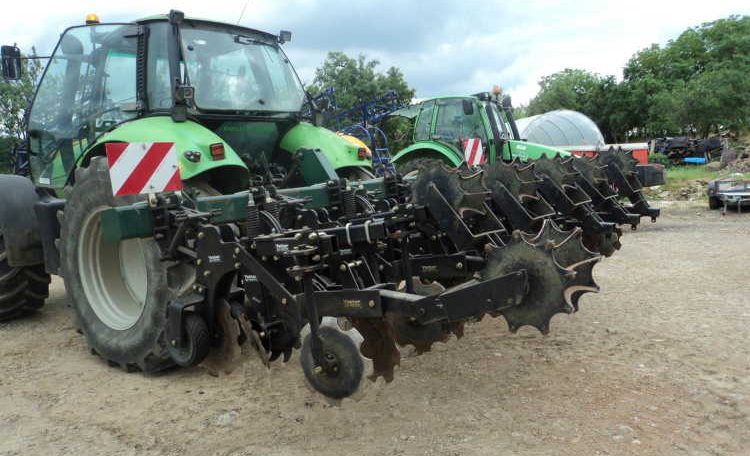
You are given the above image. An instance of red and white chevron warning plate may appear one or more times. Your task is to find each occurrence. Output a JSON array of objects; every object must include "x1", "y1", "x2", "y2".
[
  {"x1": 462, "y1": 137, "x2": 485, "y2": 167},
  {"x1": 105, "y1": 142, "x2": 182, "y2": 197}
]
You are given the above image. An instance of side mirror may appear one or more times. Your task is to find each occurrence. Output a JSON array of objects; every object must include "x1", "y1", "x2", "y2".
[
  {"x1": 1, "y1": 45, "x2": 22, "y2": 80},
  {"x1": 462, "y1": 99, "x2": 474, "y2": 116},
  {"x1": 278, "y1": 30, "x2": 292, "y2": 44}
]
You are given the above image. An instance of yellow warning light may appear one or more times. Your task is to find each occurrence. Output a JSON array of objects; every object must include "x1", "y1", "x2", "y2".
[
  {"x1": 85, "y1": 13, "x2": 101, "y2": 25},
  {"x1": 492, "y1": 85, "x2": 503, "y2": 96}
]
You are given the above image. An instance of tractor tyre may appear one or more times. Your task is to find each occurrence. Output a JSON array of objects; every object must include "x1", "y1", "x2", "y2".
[
  {"x1": 708, "y1": 196, "x2": 722, "y2": 210},
  {"x1": 0, "y1": 234, "x2": 50, "y2": 321},
  {"x1": 60, "y1": 157, "x2": 192, "y2": 373},
  {"x1": 395, "y1": 158, "x2": 447, "y2": 178}
]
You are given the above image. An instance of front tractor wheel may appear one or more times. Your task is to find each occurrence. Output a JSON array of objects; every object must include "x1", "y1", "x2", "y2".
[{"x1": 60, "y1": 157, "x2": 189, "y2": 372}]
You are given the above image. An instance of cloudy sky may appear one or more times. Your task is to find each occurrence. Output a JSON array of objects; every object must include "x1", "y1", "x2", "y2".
[{"x1": 3, "y1": 0, "x2": 748, "y2": 103}]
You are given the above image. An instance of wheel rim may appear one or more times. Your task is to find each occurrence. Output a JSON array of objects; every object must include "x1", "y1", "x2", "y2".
[{"x1": 78, "y1": 207, "x2": 148, "y2": 330}]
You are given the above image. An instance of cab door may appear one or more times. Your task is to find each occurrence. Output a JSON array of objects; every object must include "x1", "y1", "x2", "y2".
[
  {"x1": 27, "y1": 24, "x2": 138, "y2": 190},
  {"x1": 432, "y1": 98, "x2": 492, "y2": 165}
]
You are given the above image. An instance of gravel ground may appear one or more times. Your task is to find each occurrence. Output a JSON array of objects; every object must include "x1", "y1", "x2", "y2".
[{"x1": 1, "y1": 205, "x2": 749, "y2": 456}]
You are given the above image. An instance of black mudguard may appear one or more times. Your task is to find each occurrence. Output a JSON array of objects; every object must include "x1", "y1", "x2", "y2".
[{"x1": 0, "y1": 175, "x2": 44, "y2": 267}]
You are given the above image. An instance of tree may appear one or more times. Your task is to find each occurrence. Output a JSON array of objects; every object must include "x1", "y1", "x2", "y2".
[
  {"x1": 527, "y1": 69, "x2": 602, "y2": 116},
  {"x1": 308, "y1": 52, "x2": 416, "y2": 112},
  {"x1": 527, "y1": 15, "x2": 750, "y2": 141},
  {"x1": 623, "y1": 15, "x2": 750, "y2": 138},
  {"x1": 526, "y1": 69, "x2": 624, "y2": 142}
]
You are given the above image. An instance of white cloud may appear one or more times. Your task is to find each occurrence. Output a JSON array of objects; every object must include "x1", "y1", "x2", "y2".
[{"x1": 2, "y1": 0, "x2": 747, "y2": 104}]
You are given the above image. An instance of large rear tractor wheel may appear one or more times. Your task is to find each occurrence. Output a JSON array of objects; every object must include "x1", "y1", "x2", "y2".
[
  {"x1": 60, "y1": 157, "x2": 192, "y2": 372},
  {"x1": 0, "y1": 234, "x2": 50, "y2": 321},
  {"x1": 395, "y1": 158, "x2": 446, "y2": 178}
]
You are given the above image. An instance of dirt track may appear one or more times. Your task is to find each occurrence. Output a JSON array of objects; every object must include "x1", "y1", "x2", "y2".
[{"x1": 1, "y1": 206, "x2": 749, "y2": 456}]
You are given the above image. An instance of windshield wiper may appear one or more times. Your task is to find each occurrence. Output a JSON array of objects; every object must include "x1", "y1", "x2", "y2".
[{"x1": 234, "y1": 34, "x2": 275, "y2": 47}]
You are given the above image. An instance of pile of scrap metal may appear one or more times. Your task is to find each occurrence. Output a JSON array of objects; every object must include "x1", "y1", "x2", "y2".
[{"x1": 650, "y1": 136, "x2": 725, "y2": 165}]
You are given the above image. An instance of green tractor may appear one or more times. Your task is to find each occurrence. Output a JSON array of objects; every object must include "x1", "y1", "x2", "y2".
[
  {"x1": 0, "y1": 11, "x2": 604, "y2": 400},
  {"x1": 384, "y1": 92, "x2": 663, "y2": 255}
]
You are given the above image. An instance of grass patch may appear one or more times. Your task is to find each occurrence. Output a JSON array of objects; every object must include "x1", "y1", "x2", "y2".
[
  {"x1": 644, "y1": 165, "x2": 750, "y2": 200},
  {"x1": 665, "y1": 166, "x2": 750, "y2": 185}
]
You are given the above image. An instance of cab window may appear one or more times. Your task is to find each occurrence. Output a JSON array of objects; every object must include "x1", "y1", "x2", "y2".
[
  {"x1": 433, "y1": 99, "x2": 487, "y2": 146},
  {"x1": 414, "y1": 100, "x2": 435, "y2": 141}
]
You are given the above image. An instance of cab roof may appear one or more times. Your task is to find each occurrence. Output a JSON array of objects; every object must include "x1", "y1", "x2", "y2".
[{"x1": 135, "y1": 14, "x2": 279, "y2": 43}]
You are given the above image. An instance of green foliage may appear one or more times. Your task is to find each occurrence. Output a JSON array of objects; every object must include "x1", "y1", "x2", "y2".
[
  {"x1": 526, "y1": 15, "x2": 750, "y2": 142},
  {"x1": 0, "y1": 136, "x2": 14, "y2": 173},
  {"x1": 379, "y1": 115, "x2": 414, "y2": 153},
  {"x1": 648, "y1": 152, "x2": 671, "y2": 167},
  {"x1": 0, "y1": 52, "x2": 42, "y2": 172},
  {"x1": 512, "y1": 103, "x2": 529, "y2": 119},
  {"x1": 526, "y1": 69, "x2": 627, "y2": 142},
  {"x1": 308, "y1": 52, "x2": 416, "y2": 112},
  {"x1": 622, "y1": 16, "x2": 750, "y2": 138},
  {"x1": 527, "y1": 69, "x2": 601, "y2": 115},
  {"x1": 0, "y1": 52, "x2": 42, "y2": 140}
]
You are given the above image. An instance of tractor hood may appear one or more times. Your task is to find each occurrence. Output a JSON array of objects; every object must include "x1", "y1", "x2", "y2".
[{"x1": 280, "y1": 122, "x2": 372, "y2": 171}]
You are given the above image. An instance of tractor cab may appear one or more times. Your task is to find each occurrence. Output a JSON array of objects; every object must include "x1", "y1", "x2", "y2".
[{"x1": 4, "y1": 12, "x2": 349, "y2": 192}]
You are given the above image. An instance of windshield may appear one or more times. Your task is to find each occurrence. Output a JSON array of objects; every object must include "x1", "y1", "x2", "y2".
[{"x1": 180, "y1": 25, "x2": 304, "y2": 112}]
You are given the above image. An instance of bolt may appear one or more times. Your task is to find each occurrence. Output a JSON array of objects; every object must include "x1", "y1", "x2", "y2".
[
  {"x1": 171, "y1": 339, "x2": 177, "y2": 346},
  {"x1": 273, "y1": 255, "x2": 279, "y2": 261},
  {"x1": 197, "y1": 232, "x2": 205, "y2": 239},
  {"x1": 313, "y1": 366, "x2": 323, "y2": 374},
  {"x1": 234, "y1": 262, "x2": 241, "y2": 269},
  {"x1": 281, "y1": 298, "x2": 287, "y2": 305},
  {"x1": 456, "y1": 262, "x2": 464, "y2": 270},
  {"x1": 234, "y1": 247, "x2": 240, "y2": 254},
  {"x1": 196, "y1": 259, "x2": 203, "y2": 265},
  {"x1": 261, "y1": 256, "x2": 267, "y2": 261},
  {"x1": 259, "y1": 332, "x2": 265, "y2": 338},
  {"x1": 379, "y1": 265, "x2": 384, "y2": 271},
  {"x1": 203, "y1": 270, "x2": 211, "y2": 277},
  {"x1": 339, "y1": 264, "x2": 347, "y2": 271},
  {"x1": 294, "y1": 233, "x2": 303, "y2": 241},
  {"x1": 308, "y1": 232, "x2": 318, "y2": 241},
  {"x1": 368, "y1": 300, "x2": 375, "y2": 308}
]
